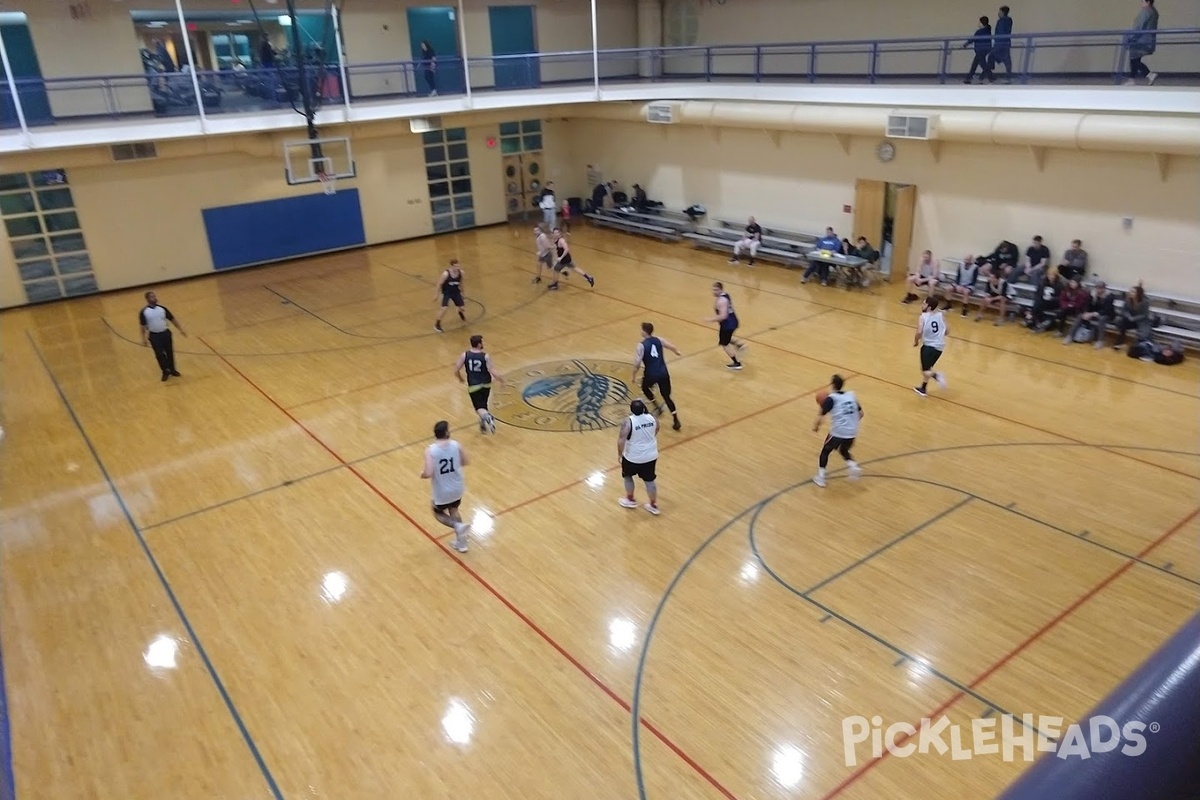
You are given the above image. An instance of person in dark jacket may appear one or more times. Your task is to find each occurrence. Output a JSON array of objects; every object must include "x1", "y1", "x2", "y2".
[
  {"x1": 1124, "y1": 0, "x2": 1160, "y2": 85},
  {"x1": 988, "y1": 6, "x2": 1014, "y2": 82},
  {"x1": 420, "y1": 39, "x2": 437, "y2": 96},
  {"x1": 1112, "y1": 284, "x2": 1152, "y2": 348},
  {"x1": 963, "y1": 16, "x2": 993, "y2": 83},
  {"x1": 1050, "y1": 278, "x2": 1089, "y2": 335},
  {"x1": 1024, "y1": 272, "x2": 1063, "y2": 331},
  {"x1": 1065, "y1": 282, "x2": 1117, "y2": 348}
]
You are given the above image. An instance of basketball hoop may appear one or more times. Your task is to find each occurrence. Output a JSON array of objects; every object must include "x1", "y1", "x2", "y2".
[{"x1": 318, "y1": 171, "x2": 337, "y2": 196}]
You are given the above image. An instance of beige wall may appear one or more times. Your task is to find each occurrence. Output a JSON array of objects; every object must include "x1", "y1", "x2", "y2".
[
  {"x1": 679, "y1": 0, "x2": 1200, "y2": 76},
  {"x1": 568, "y1": 118, "x2": 1200, "y2": 295},
  {"x1": 0, "y1": 110, "x2": 575, "y2": 306}
]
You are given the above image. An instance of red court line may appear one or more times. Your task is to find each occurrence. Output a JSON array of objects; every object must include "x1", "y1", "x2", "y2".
[
  {"x1": 200, "y1": 336, "x2": 741, "y2": 800},
  {"x1": 820, "y1": 503, "x2": 1200, "y2": 799},
  {"x1": 496, "y1": 376, "x2": 849, "y2": 518},
  {"x1": 577, "y1": 284, "x2": 1194, "y2": 482},
  {"x1": 286, "y1": 309, "x2": 652, "y2": 410}
]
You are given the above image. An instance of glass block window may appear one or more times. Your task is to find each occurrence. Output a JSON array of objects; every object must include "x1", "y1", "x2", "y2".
[
  {"x1": 421, "y1": 128, "x2": 474, "y2": 232},
  {"x1": 500, "y1": 119, "x2": 542, "y2": 155},
  {"x1": 0, "y1": 169, "x2": 98, "y2": 303}
]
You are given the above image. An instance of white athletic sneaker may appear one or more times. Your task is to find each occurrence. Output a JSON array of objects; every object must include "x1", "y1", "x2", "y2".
[
  {"x1": 644, "y1": 503, "x2": 660, "y2": 515},
  {"x1": 619, "y1": 497, "x2": 639, "y2": 509},
  {"x1": 847, "y1": 463, "x2": 863, "y2": 480},
  {"x1": 1147, "y1": 72, "x2": 1158, "y2": 85},
  {"x1": 935, "y1": 373, "x2": 948, "y2": 390},
  {"x1": 813, "y1": 474, "x2": 827, "y2": 488},
  {"x1": 451, "y1": 522, "x2": 470, "y2": 553}
]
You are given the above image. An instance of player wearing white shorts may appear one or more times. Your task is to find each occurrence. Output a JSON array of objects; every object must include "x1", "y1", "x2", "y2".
[
  {"x1": 914, "y1": 295, "x2": 949, "y2": 396},
  {"x1": 812, "y1": 374, "x2": 863, "y2": 488},
  {"x1": 421, "y1": 420, "x2": 471, "y2": 553},
  {"x1": 617, "y1": 399, "x2": 661, "y2": 514},
  {"x1": 533, "y1": 226, "x2": 554, "y2": 284}
]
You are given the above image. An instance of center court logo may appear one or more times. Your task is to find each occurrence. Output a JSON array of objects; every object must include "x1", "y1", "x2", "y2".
[
  {"x1": 842, "y1": 714, "x2": 1158, "y2": 766},
  {"x1": 491, "y1": 359, "x2": 632, "y2": 432}
]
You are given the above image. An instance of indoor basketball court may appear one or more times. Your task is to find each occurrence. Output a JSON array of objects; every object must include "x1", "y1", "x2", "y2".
[{"x1": 1, "y1": 223, "x2": 1197, "y2": 799}]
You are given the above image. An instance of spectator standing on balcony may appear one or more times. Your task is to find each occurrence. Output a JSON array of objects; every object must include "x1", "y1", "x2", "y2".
[
  {"x1": 1059, "y1": 239, "x2": 1089, "y2": 281},
  {"x1": 988, "y1": 6, "x2": 1014, "y2": 82},
  {"x1": 963, "y1": 16, "x2": 994, "y2": 84},
  {"x1": 420, "y1": 39, "x2": 438, "y2": 96},
  {"x1": 1124, "y1": 0, "x2": 1159, "y2": 85},
  {"x1": 259, "y1": 41, "x2": 275, "y2": 69}
]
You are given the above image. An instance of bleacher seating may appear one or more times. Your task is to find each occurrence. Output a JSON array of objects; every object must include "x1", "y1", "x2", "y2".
[
  {"x1": 585, "y1": 208, "x2": 682, "y2": 242},
  {"x1": 683, "y1": 226, "x2": 806, "y2": 267}
]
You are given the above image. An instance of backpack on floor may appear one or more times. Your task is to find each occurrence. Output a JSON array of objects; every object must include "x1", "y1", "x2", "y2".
[{"x1": 1073, "y1": 326, "x2": 1094, "y2": 343}]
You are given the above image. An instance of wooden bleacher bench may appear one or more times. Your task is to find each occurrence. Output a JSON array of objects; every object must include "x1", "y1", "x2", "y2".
[
  {"x1": 586, "y1": 211, "x2": 681, "y2": 242},
  {"x1": 683, "y1": 230, "x2": 803, "y2": 267}
]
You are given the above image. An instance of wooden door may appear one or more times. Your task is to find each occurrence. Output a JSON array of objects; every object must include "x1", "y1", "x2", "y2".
[
  {"x1": 853, "y1": 179, "x2": 886, "y2": 247},
  {"x1": 890, "y1": 184, "x2": 918, "y2": 282}
]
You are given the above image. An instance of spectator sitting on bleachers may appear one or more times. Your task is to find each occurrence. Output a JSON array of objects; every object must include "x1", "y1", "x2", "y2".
[
  {"x1": 901, "y1": 250, "x2": 938, "y2": 304},
  {"x1": 728, "y1": 216, "x2": 763, "y2": 266},
  {"x1": 632, "y1": 184, "x2": 648, "y2": 212},
  {"x1": 1058, "y1": 239, "x2": 1089, "y2": 282},
  {"x1": 1112, "y1": 284, "x2": 1152, "y2": 350},
  {"x1": 943, "y1": 254, "x2": 980, "y2": 317},
  {"x1": 590, "y1": 181, "x2": 612, "y2": 210},
  {"x1": 1050, "y1": 278, "x2": 1089, "y2": 337},
  {"x1": 981, "y1": 240, "x2": 1019, "y2": 278},
  {"x1": 1011, "y1": 235, "x2": 1051, "y2": 285},
  {"x1": 802, "y1": 227, "x2": 843, "y2": 286},
  {"x1": 976, "y1": 270, "x2": 1010, "y2": 325},
  {"x1": 1065, "y1": 281, "x2": 1116, "y2": 348},
  {"x1": 851, "y1": 236, "x2": 879, "y2": 287},
  {"x1": 1024, "y1": 271, "x2": 1063, "y2": 331}
]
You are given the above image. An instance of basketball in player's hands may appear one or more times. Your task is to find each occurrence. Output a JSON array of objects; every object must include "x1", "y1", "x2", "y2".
[{"x1": 815, "y1": 390, "x2": 829, "y2": 407}]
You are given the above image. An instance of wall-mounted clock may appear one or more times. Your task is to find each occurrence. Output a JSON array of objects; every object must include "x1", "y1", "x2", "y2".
[{"x1": 876, "y1": 141, "x2": 896, "y2": 162}]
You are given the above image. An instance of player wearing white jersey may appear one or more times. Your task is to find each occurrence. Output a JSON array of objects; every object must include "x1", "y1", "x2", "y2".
[
  {"x1": 617, "y1": 399, "x2": 661, "y2": 514},
  {"x1": 811, "y1": 374, "x2": 864, "y2": 488},
  {"x1": 532, "y1": 225, "x2": 554, "y2": 284},
  {"x1": 913, "y1": 295, "x2": 949, "y2": 397},
  {"x1": 420, "y1": 420, "x2": 471, "y2": 553}
]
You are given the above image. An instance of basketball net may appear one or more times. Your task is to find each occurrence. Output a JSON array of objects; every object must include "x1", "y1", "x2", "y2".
[{"x1": 318, "y1": 171, "x2": 337, "y2": 196}]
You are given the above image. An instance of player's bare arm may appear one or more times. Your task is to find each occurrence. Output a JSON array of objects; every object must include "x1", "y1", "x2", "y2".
[
  {"x1": 616, "y1": 418, "x2": 631, "y2": 462},
  {"x1": 453, "y1": 352, "x2": 466, "y2": 382}
]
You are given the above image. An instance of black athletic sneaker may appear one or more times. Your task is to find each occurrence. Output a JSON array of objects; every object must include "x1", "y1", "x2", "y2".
[{"x1": 672, "y1": 418, "x2": 682, "y2": 431}]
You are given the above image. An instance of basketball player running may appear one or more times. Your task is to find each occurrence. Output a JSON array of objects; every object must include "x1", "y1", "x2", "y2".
[
  {"x1": 548, "y1": 228, "x2": 595, "y2": 290},
  {"x1": 707, "y1": 282, "x2": 745, "y2": 370},
  {"x1": 532, "y1": 225, "x2": 554, "y2": 284},
  {"x1": 811, "y1": 374, "x2": 863, "y2": 488},
  {"x1": 617, "y1": 399, "x2": 661, "y2": 514},
  {"x1": 913, "y1": 295, "x2": 949, "y2": 396},
  {"x1": 420, "y1": 420, "x2": 471, "y2": 553},
  {"x1": 453, "y1": 334, "x2": 505, "y2": 433},
  {"x1": 632, "y1": 322, "x2": 682, "y2": 431},
  {"x1": 434, "y1": 259, "x2": 467, "y2": 333}
]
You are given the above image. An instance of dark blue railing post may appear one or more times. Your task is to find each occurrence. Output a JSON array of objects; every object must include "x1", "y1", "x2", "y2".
[
  {"x1": 704, "y1": 47, "x2": 712, "y2": 81},
  {"x1": 869, "y1": 41, "x2": 880, "y2": 84},
  {"x1": 807, "y1": 43, "x2": 817, "y2": 83},
  {"x1": 754, "y1": 46, "x2": 762, "y2": 82},
  {"x1": 1020, "y1": 35, "x2": 1034, "y2": 84},
  {"x1": 938, "y1": 38, "x2": 951, "y2": 84}
]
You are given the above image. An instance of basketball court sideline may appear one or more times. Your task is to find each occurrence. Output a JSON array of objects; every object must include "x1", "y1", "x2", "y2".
[{"x1": 1, "y1": 223, "x2": 1197, "y2": 799}]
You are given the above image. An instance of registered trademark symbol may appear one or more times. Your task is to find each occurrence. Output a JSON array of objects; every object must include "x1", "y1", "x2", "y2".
[{"x1": 1148, "y1": 722, "x2": 1160, "y2": 734}]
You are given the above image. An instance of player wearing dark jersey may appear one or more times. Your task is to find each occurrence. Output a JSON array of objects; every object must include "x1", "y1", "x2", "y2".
[
  {"x1": 547, "y1": 229, "x2": 594, "y2": 291},
  {"x1": 453, "y1": 334, "x2": 505, "y2": 433},
  {"x1": 434, "y1": 259, "x2": 467, "y2": 333},
  {"x1": 632, "y1": 321, "x2": 682, "y2": 431},
  {"x1": 707, "y1": 281, "x2": 745, "y2": 370}
]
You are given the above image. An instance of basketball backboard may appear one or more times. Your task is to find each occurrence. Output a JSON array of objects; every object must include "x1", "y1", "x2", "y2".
[{"x1": 284, "y1": 136, "x2": 356, "y2": 185}]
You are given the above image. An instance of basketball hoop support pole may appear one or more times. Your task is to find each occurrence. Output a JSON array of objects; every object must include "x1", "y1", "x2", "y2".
[
  {"x1": 331, "y1": 4, "x2": 352, "y2": 115},
  {"x1": 286, "y1": 0, "x2": 323, "y2": 165}
]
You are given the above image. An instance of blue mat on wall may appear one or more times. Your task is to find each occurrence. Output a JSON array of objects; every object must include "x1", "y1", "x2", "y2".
[{"x1": 202, "y1": 189, "x2": 366, "y2": 271}]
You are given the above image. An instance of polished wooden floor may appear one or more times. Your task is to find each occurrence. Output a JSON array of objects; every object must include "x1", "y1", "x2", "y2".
[{"x1": 1, "y1": 223, "x2": 1197, "y2": 800}]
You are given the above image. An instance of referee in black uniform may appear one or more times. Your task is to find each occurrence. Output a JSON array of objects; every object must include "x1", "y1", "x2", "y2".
[{"x1": 139, "y1": 290, "x2": 187, "y2": 381}]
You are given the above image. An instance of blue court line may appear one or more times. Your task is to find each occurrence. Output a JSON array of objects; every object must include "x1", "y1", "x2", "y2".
[
  {"x1": 747, "y1": 486, "x2": 1045, "y2": 736},
  {"x1": 630, "y1": 441, "x2": 1198, "y2": 799},
  {"x1": 0, "y1": 607, "x2": 14, "y2": 800},
  {"x1": 26, "y1": 333, "x2": 286, "y2": 800}
]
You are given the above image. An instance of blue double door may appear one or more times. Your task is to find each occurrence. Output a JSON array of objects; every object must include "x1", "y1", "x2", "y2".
[{"x1": 405, "y1": 6, "x2": 539, "y2": 95}]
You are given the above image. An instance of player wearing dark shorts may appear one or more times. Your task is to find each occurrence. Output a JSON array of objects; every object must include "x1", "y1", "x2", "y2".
[
  {"x1": 547, "y1": 230, "x2": 594, "y2": 291},
  {"x1": 453, "y1": 334, "x2": 505, "y2": 433},
  {"x1": 632, "y1": 321, "x2": 682, "y2": 431},
  {"x1": 708, "y1": 282, "x2": 745, "y2": 370},
  {"x1": 434, "y1": 259, "x2": 467, "y2": 333}
]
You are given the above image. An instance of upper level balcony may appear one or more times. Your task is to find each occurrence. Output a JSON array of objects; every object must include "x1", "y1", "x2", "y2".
[{"x1": 2, "y1": 27, "x2": 1199, "y2": 153}]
